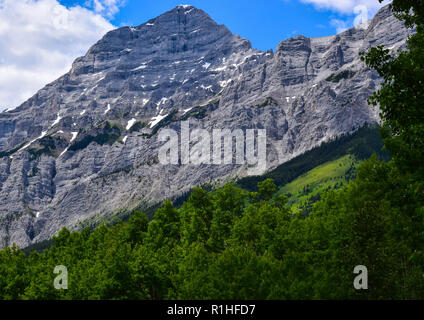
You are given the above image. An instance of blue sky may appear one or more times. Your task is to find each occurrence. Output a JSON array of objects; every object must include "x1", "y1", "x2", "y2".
[{"x1": 0, "y1": 0, "x2": 388, "y2": 110}]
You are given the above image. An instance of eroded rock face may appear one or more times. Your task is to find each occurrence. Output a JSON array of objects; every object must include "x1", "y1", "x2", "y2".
[{"x1": 0, "y1": 5, "x2": 411, "y2": 247}]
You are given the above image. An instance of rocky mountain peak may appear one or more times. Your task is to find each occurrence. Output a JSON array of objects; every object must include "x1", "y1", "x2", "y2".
[
  {"x1": 84, "y1": 4, "x2": 240, "y2": 58},
  {"x1": 152, "y1": 4, "x2": 218, "y2": 29}
]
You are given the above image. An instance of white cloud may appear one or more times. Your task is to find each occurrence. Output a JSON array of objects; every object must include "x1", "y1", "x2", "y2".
[
  {"x1": 87, "y1": 0, "x2": 127, "y2": 18},
  {"x1": 300, "y1": 0, "x2": 390, "y2": 32},
  {"x1": 0, "y1": 0, "x2": 115, "y2": 111},
  {"x1": 300, "y1": 0, "x2": 388, "y2": 14},
  {"x1": 330, "y1": 19, "x2": 349, "y2": 33}
]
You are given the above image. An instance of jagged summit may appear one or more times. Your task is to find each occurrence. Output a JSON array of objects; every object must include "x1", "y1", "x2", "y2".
[
  {"x1": 81, "y1": 3, "x2": 249, "y2": 68},
  {"x1": 138, "y1": 4, "x2": 217, "y2": 30},
  {"x1": 177, "y1": 4, "x2": 194, "y2": 9}
]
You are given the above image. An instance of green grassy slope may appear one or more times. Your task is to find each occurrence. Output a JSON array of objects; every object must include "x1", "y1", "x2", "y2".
[
  {"x1": 237, "y1": 124, "x2": 389, "y2": 192},
  {"x1": 278, "y1": 155, "x2": 359, "y2": 214}
]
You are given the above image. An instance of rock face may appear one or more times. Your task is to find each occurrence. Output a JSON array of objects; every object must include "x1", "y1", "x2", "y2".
[{"x1": 0, "y1": 5, "x2": 411, "y2": 247}]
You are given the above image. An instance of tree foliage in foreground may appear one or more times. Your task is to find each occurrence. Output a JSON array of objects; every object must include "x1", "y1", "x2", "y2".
[{"x1": 0, "y1": 160, "x2": 422, "y2": 300}]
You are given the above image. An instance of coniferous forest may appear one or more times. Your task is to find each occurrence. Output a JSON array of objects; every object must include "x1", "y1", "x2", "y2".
[{"x1": 0, "y1": 0, "x2": 423, "y2": 300}]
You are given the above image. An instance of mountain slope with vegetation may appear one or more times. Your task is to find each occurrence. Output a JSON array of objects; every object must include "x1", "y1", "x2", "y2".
[
  {"x1": 279, "y1": 154, "x2": 359, "y2": 214},
  {"x1": 18, "y1": 125, "x2": 384, "y2": 254},
  {"x1": 1, "y1": 157, "x2": 423, "y2": 300},
  {"x1": 237, "y1": 124, "x2": 389, "y2": 191}
]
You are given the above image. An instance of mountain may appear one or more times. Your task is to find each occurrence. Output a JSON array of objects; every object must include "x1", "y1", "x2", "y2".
[{"x1": 0, "y1": 5, "x2": 411, "y2": 247}]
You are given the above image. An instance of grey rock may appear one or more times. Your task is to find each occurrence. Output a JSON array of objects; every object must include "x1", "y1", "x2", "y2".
[{"x1": 0, "y1": 5, "x2": 412, "y2": 247}]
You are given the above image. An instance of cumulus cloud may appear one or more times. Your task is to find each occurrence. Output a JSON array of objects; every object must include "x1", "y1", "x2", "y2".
[
  {"x1": 0, "y1": 0, "x2": 115, "y2": 111},
  {"x1": 300, "y1": 0, "x2": 388, "y2": 14},
  {"x1": 87, "y1": 0, "x2": 127, "y2": 18},
  {"x1": 300, "y1": 0, "x2": 390, "y2": 32}
]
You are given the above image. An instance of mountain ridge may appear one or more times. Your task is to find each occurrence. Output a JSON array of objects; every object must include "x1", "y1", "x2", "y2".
[{"x1": 0, "y1": 4, "x2": 412, "y2": 247}]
